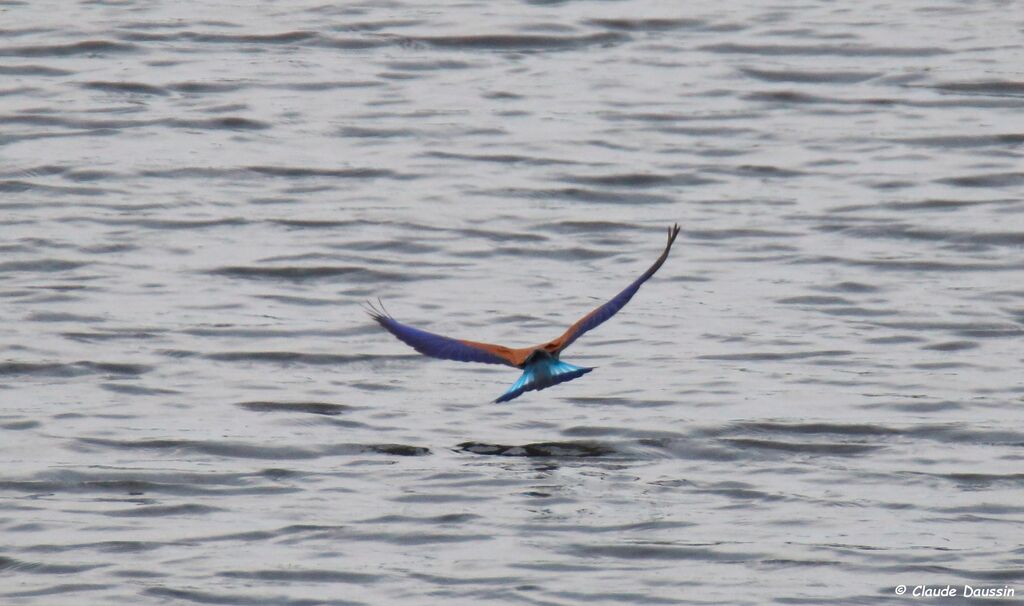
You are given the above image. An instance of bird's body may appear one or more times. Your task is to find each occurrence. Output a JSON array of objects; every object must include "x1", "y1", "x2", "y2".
[{"x1": 368, "y1": 224, "x2": 680, "y2": 402}]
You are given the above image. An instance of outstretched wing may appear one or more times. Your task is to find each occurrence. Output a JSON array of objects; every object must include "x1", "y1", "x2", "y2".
[
  {"x1": 545, "y1": 223, "x2": 680, "y2": 354},
  {"x1": 367, "y1": 303, "x2": 519, "y2": 367}
]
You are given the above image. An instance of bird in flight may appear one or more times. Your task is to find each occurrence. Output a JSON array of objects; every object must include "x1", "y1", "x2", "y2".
[{"x1": 367, "y1": 223, "x2": 680, "y2": 403}]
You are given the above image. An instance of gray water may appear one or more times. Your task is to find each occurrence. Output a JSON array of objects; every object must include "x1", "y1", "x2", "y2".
[{"x1": 2, "y1": 1, "x2": 1023, "y2": 604}]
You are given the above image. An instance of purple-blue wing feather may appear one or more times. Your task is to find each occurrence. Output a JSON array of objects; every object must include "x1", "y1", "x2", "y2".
[
  {"x1": 562, "y1": 281, "x2": 645, "y2": 345},
  {"x1": 368, "y1": 308, "x2": 516, "y2": 367},
  {"x1": 552, "y1": 224, "x2": 680, "y2": 352}
]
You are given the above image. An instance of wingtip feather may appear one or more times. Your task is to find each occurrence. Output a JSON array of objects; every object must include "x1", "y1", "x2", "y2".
[{"x1": 364, "y1": 298, "x2": 391, "y2": 324}]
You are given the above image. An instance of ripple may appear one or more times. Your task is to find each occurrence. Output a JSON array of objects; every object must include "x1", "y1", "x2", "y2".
[
  {"x1": 698, "y1": 350, "x2": 852, "y2": 361},
  {"x1": 732, "y1": 422, "x2": 902, "y2": 437},
  {"x1": 410, "y1": 32, "x2": 627, "y2": 51},
  {"x1": 0, "y1": 420, "x2": 39, "y2": 430},
  {"x1": 922, "y1": 340, "x2": 979, "y2": 351},
  {"x1": 0, "y1": 469, "x2": 301, "y2": 497},
  {"x1": 0, "y1": 39, "x2": 138, "y2": 57},
  {"x1": 209, "y1": 265, "x2": 411, "y2": 282},
  {"x1": 237, "y1": 401, "x2": 353, "y2": 415},
  {"x1": 798, "y1": 255, "x2": 1020, "y2": 272},
  {"x1": 562, "y1": 172, "x2": 716, "y2": 188},
  {"x1": 934, "y1": 80, "x2": 1024, "y2": 96},
  {"x1": 61, "y1": 330, "x2": 162, "y2": 342},
  {"x1": 423, "y1": 150, "x2": 578, "y2": 166},
  {"x1": 937, "y1": 172, "x2": 1024, "y2": 188},
  {"x1": 0, "y1": 179, "x2": 108, "y2": 195},
  {"x1": 587, "y1": 17, "x2": 716, "y2": 31},
  {"x1": 820, "y1": 223, "x2": 1024, "y2": 247},
  {"x1": 566, "y1": 542, "x2": 763, "y2": 561},
  {"x1": 0, "y1": 113, "x2": 268, "y2": 132},
  {"x1": 104, "y1": 503, "x2": 224, "y2": 517},
  {"x1": 28, "y1": 311, "x2": 106, "y2": 323},
  {"x1": 0, "y1": 259, "x2": 85, "y2": 273},
  {"x1": 246, "y1": 166, "x2": 400, "y2": 179},
  {"x1": 492, "y1": 186, "x2": 675, "y2": 204},
  {"x1": 701, "y1": 42, "x2": 947, "y2": 57},
  {"x1": 76, "y1": 438, "x2": 430, "y2": 459},
  {"x1": 458, "y1": 441, "x2": 616, "y2": 457},
  {"x1": 739, "y1": 67, "x2": 880, "y2": 83},
  {"x1": 0, "y1": 361, "x2": 150, "y2": 377},
  {"x1": 174, "y1": 116, "x2": 270, "y2": 130},
  {"x1": 81, "y1": 81, "x2": 169, "y2": 96},
  {"x1": 690, "y1": 227, "x2": 798, "y2": 240},
  {"x1": 719, "y1": 438, "x2": 881, "y2": 456},
  {"x1": 143, "y1": 587, "x2": 340, "y2": 606},
  {"x1": 338, "y1": 125, "x2": 414, "y2": 138},
  {"x1": 206, "y1": 352, "x2": 386, "y2": 365},
  {"x1": 777, "y1": 295, "x2": 852, "y2": 305},
  {"x1": 2, "y1": 584, "x2": 110, "y2": 598},
  {"x1": 0, "y1": 556, "x2": 101, "y2": 574},
  {"x1": 219, "y1": 569, "x2": 382, "y2": 584},
  {"x1": 895, "y1": 134, "x2": 1024, "y2": 148},
  {"x1": 0, "y1": 64, "x2": 73, "y2": 76},
  {"x1": 930, "y1": 473, "x2": 1024, "y2": 488}
]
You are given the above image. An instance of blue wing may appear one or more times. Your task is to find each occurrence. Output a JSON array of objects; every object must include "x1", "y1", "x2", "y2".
[
  {"x1": 548, "y1": 224, "x2": 680, "y2": 353},
  {"x1": 367, "y1": 303, "x2": 518, "y2": 367}
]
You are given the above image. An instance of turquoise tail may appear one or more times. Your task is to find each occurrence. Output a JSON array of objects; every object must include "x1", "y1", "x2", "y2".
[{"x1": 495, "y1": 358, "x2": 593, "y2": 403}]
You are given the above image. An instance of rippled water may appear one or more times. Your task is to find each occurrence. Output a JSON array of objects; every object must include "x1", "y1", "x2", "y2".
[{"x1": 2, "y1": 1, "x2": 1023, "y2": 604}]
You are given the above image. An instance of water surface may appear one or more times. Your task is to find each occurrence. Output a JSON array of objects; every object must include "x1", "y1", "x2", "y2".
[{"x1": 2, "y1": 1, "x2": 1023, "y2": 604}]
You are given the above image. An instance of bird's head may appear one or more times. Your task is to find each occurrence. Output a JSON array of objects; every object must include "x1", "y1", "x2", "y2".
[{"x1": 525, "y1": 348, "x2": 556, "y2": 365}]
